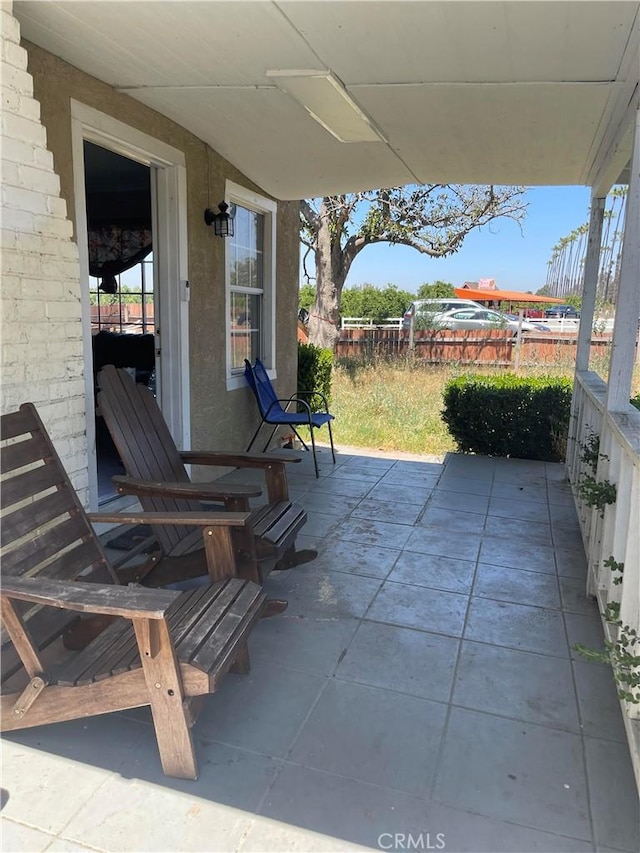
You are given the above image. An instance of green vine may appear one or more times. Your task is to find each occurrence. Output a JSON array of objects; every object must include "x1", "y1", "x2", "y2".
[
  {"x1": 604, "y1": 555, "x2": 624, "y2": 586},
  {"x1": 576, "y1": 476, "x2": 617, "y2": 516},
  {"x1": 603, "y1": 601, "x2": 621, "y2": 622},
  {"x1": 579, "y1": 432, "x2": 601, "y2": 475},
  {"x1": 574, "y1": 622, "x2": 640, "y2": 704}
]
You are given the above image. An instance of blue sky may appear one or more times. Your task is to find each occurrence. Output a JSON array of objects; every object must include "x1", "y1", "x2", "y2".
[{"x1": 303, "y1": 186, "x2": 592, "y2": 295}]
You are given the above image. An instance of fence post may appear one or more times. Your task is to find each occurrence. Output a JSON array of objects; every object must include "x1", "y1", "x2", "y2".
[
  {"x1": 513, "y1": 309, "x2": 524, "y2": 372},
  {"x1": 408, "y1": 311, "x2": 415, "y2": 352}
]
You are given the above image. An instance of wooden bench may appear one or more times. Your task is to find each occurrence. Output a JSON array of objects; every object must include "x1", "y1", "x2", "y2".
[{"x1": 1, "y1": 403, "x2": 266, "y2": 779}]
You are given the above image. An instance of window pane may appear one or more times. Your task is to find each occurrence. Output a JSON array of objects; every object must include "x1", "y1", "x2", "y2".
[
  {"x1": 230, "y1": 291, "x2": 261, "y2": 370},
  {"x1": 230, "y1": 206, "x2": 264, "y2": 290}
]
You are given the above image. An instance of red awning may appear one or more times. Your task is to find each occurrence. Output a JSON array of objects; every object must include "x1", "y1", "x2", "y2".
[{"x1": 455, "y1": 287, "x2": 564, "y2": 304}]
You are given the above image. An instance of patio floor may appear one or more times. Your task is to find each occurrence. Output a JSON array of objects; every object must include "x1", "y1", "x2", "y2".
[{"x1": 2, "y1": 447, "x2": 639, "y2": 853}]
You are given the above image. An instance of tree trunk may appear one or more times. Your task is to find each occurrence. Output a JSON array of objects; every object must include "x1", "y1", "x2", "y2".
[{"x1": 307, "y1": 216, "x2": 348, "y2": 350}]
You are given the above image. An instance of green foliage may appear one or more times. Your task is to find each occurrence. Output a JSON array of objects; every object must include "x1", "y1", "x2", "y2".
[
  {"x1": 605, "y1": 555, "x2": 625, "y2": 586},
  {"x1": 631, "y1": 395, "x2": 640, "y2": 412},
  {"x1": 576, "y1": 476, "x2": 617, "y2": 515},
  {"x1": 579, "y1": 431, "x2": 601, "y2": 475},
  {"x1": 441, "y1": 374, "x2": 572, "y2": 461},
  {"x1": 339, "y1": 284, "x2": 413, "y2": 323},
  {"x1": 299, "y1": 284, "x2": 317, "y2": 311},
  {"x1": 297, "y1": 342, "x2": 333, "y2": 413},
  {"x1": 415, "y1": 281, "x2": 456, "y2": 299},
  {"x1": 574, "y1": 622, "x2": 640, "y2": 704},
  {"x1": 603, "y1": 601, "x2": 621, "y2": 623},
  {"x1": 564, "y1": 294, "x2": 583, "y2": 310}
]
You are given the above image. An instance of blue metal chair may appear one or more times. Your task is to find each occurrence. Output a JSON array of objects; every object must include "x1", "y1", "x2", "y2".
[{"x1": 244, "y1": 358, "x2": 336, "y2": 477}]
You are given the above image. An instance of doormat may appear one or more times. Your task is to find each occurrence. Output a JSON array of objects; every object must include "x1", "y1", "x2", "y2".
[{"x1": 106, "y1": 525, "x2": 154, "y2": 552}]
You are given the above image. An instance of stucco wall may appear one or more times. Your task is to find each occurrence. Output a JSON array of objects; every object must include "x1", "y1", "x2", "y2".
[
  {"x1": 1, "y1": 4, "x2": 88, "y2": 500},
  {"x1": 18, "y1": 38, "x2": 300, "y2": 459}
]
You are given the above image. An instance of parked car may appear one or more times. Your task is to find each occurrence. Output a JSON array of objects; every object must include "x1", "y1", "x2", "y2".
[
  {"x1": 435, "y1": 307, "x2": 549, "y2": 334},
  {"x1": 544, "y1": 305, "x2": 580, "y2": 318},
  {"x1": 402, "y1": 298, "x2": 483, "y2": 330}
]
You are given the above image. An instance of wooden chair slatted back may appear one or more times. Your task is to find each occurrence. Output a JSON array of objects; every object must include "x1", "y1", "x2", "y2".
[
  {"x1": 97, "y1": 366, "x2": 198, "y2": 553},
  {"x1": 1, "y1": 404, "x2": 115, "y2": 585}
]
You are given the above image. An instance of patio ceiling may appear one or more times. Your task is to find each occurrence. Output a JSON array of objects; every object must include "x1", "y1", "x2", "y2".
[{"x1": 14, "y1": 1, "x2": 640, "y2": 200}]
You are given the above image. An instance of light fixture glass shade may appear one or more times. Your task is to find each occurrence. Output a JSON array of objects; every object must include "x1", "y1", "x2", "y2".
[{"x1": 204, "y1": 202, "x2": 235, "y2": 237}]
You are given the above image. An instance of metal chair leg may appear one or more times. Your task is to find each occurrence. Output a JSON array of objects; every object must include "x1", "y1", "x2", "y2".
[{"x1": 327, "y1": 418, "x2": 336, "y2": 463}]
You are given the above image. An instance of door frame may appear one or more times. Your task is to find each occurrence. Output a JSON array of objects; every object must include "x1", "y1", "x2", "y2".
[{"x1": 70, "y1": 100, "x2": 190, "y2": 508}]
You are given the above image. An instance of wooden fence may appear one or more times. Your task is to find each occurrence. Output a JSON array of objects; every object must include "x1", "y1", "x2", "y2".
[{"x1": 335, "y1": 328, "x2": 616, "y2": 366}]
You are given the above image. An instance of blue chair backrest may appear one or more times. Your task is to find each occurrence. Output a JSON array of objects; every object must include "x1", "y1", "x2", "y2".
[{"x1": 244, "y1": 359, "x2": 284, "y2": 418}]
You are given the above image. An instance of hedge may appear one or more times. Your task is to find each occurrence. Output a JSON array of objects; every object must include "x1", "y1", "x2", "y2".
[
  {"x1": 297, "y1": 342, "x2": 333, "y2": 413},
  {"x1": 442, "y1": 374, "x2": 573, "y2": 461}
]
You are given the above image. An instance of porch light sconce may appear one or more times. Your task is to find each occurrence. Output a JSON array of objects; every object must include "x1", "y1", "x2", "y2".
[{"x1": 204, "y1": 201, "x2": 236, "y2": 237}]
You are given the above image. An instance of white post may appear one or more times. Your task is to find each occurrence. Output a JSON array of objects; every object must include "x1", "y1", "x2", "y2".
[
  {"x1": 606, "y1": 107, "x2": 640, "y2": 411},
  {"x1": 576, "y1": 194, "x2": 606, "y2": 372}
]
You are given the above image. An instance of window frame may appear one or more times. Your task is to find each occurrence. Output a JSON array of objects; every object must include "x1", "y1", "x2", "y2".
[{"x1": 225, "y1": 180, "x2": 277, "y2": 391}]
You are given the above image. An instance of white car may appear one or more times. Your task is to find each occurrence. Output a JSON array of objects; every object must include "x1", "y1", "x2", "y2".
[
  {"x1": 435, "y1": 308, "x2": 549, "y2": 333},
  {"x1": 402, "y1": 298, "x2": 483, "y2": 330}
]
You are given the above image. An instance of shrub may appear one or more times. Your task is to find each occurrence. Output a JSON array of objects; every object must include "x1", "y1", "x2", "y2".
[
  {"x1": 631, "y1": 394, "x2": 640, "y2": 412},
  {"x1": 298, "y1": 342, "x2": 333, "y2": 413},
  {"x1": 442, "y1": 374, "x2": 573, "y2": 461}
]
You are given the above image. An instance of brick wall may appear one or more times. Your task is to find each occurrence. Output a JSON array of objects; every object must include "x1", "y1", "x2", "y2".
[{"x1": 1, "y1": 3, "x2": 88, "y2": 501}]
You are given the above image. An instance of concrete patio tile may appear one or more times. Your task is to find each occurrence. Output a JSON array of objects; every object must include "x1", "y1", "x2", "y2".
[
  {"x1": 379, "y1": 470, "x2": 441, "y2": 488},
  {"x1": 391, "y1": 459, "x2": 445, "y2": 476},
  {"x1": 425, "y1": 803, "x2": 593, "y2": 852},
  {"x1": 60, "y1": 774, "x2": 250, "y2": 853},
  {"x1": 292, "y1": 531, "x2": 332, "y2": 555},
  {"x1": 388, "y1": 552, "x2": 476, "y2": 594},
  {"x1": 240, "y1": 815, "x2": 370, "y2": 852},
  {"x1": 405, "y1": 527, "x2": 481, "y2": 562},
  {"x1": 249, "y1": 615, "x2": 360, "y2": 676},
  {"x1": 352, "y1": 497, "x2": 423, "y2": 526},
  {"x1": 194, "y1": 662, "x2": 326, "y2": 758},
  {"x1": 336, "y1": 620, "x2": 459, "y2": 703},
  {"x1": 297, "y1": 490, "x2": 363, "y2": 516},
  {"x1": 488, "y1": 496, "x2": 550, "y2": 523},
  {"x1": 484, "y1": 515, "x2": 552, "y2": 544},
  {"x1": 417, "y1": 506, "x2": 486, "y2": 533},
  {"x1": 565, "y1": 613, "x2": 608, "y2": 664},
  {"x1": 491, "y1": 480, "x2": 549, "y2": 504},
  {"x1": 436, "y1": 474, "x2": 492, "y2": 496},
  {"x1": 366, "y1": 481, "x2": 434, "y2": 505},
  {"x1": 296, "y1": 510, "x2": 342, "y2": 539},
  {"x1": 572, "y1": 661, "x2": 628, "y2": 743},
  {"x1": 326, "y1": 468, "x2": 382, "y2": 484},
  {"x1": 550, "y1": 503, "x2": 582, "y2": 528},
  {"x1": 0, "y1": 741, "x2": 112, "y2": 835},
  {"x1": 264, "y1": 566, "x2": 382, "y2": 619},
  {"x1": 555, "y1": 545, "x2": 588, "y2": 578},
  {"x1": 333, "y1": 517, "x2": 413, "y2": 550},
  {"x1": 478, "y1": 537, "x2": 556, "y2": 574},
  {"x1": 547, "y1": 486, "x2": 578, "y2": 508},
  {"x1": 473, "y1": 563, "x2": 561, "y2": 610},
  {"x1": 584, "y1": 737, "x2": 640, "y2": 852},
  {"x1": 257, "y1": 763, "x2": 429, "y2": 850},
  {"x1": 367, "y1": 580, "x2": 469, "y2": 638},
  {"x1": 559, "y1": 576, "x2": 600, "y2": 616},
  {"x1": 288, "y1": 680, "x2": 447, "y2": 797},
  {"x1": 452, "y1": 641, "x2": 580, "y2": 732},
  {"x1": 308, "y1": 539, "x2": 400, "y2": 579},
  {"x1": 0, "y1": 819, "x2": 57, "y2": 852},
  {"x1": 444, "y1": 454, "x2": 495, "y2": 479},
  {"x1": 428, "y1": 489, "x2": 489, "y2": 514},
  {"x1": 339, "y1": 457, "x2": 396, "y2": 473},
  {"x1": 311, "y1": 477, "x2": 378, "y2": 498},
  {"x1": 553, "y1": 529, "x2": 586, "y2": 554},
  {"x1": 492, "y1": 466, "x2": 547, "y2": 487},
  {"x1": 464, "y1": 598, "x2": 569, "y2": 657},
  {"x1": 434, "y1": 707, "x2": 591, "y2": 840},
  {"x1": 45, "y1": 838, "x2": 99, "y2": 851}
]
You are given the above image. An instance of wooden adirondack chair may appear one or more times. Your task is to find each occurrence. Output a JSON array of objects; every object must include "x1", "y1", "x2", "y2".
[
  {"x1": 96, "y1": 365, "x2": 316, "y2": 587},
  {"x1": 0, "y1": 403, "x2": 266, "y2": 779}
]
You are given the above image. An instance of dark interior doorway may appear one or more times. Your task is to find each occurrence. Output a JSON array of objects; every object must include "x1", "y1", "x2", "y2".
[{"x1": 84, "y1": 141, "x2": 155, "y2": 503}]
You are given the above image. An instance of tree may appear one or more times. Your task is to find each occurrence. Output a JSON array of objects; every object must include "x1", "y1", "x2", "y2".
[
  {"x1": 416, "y1": 281, "x2": 456, "y2": 299},
  {"x1": 300, "y1": 185, "x2": 527, "y2": 348}
]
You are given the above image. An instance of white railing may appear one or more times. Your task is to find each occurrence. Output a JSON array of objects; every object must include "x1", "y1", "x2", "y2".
[
  {"x1": 567, "y1": 370, "x2": 640, "y2": 786},
  {"x1": 340, "y1": 317, "x2": 403, "y2": 329}
]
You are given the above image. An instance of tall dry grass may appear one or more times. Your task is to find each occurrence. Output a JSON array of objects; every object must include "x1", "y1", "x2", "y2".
[{"x1": 330, "y1": 356, "x2": 640, "y2": 456}]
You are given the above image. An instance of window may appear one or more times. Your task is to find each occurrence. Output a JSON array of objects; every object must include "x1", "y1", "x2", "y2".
[
  {"x1": 89, "y1": 255, "x2": 155, "y2": 335},
  {"x1": 226, "y1": 182, "x2": 276, "y2": 389}
]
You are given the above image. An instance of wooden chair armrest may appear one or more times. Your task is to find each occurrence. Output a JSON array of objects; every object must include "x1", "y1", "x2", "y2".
[
  {"x1": 110, "y1": 475, "x2": 261, "y2": 502},
  {"x1": 180, "y1": 450, "x2": 301, "y2": 467},
  {"x1": 88, "y1": 510, "x2": 251, "y2": 527},
  {"x1": 1, "y1": 577, "x2": 179, "y2": 620}
]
